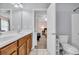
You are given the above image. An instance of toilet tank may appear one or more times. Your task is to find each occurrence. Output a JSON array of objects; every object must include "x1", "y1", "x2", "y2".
[{"x1": 59, "y1": 35, "x2": 69, "y2": 44}]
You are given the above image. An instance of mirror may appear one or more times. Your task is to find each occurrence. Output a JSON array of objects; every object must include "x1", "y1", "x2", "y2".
[{"x1": 0, "y1": 9, "x2": 10, "y2": 32}]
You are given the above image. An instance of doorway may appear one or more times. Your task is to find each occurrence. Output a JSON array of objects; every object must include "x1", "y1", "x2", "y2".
[{"x1": 34, "y1": 10, "x2": 47, "y2": 49}]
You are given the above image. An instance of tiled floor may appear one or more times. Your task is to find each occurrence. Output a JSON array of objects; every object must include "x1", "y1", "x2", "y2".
[
  {"x1": 37, "y1": 35, "x2": 47, "y2": 49},
  {"x1": 29, "y1": 35, "x2": 48, "y2": 55},
  {"x1": 29, "y1": 49, "x2": 48, "y2": 55}
]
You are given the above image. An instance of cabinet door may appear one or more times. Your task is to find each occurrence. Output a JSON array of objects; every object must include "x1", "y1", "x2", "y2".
[
  {"x1": 26, "y1": 34, "x2": 32, "y2": 54},
  {"x1": 19, "y1": 37, "x2": 26, "y2": 47},
  {"x1": 19, "y1": 43, "x2": 27, "y2": 55},
  {"x1": 29, "y1": 38, "x2": 32, "y2": 51},
  {"x1": 0, "y1": 41, "x2": 17, "y2": 55},
  {"x1": 26, "y1": 39, "x2": 30, "y2": 54}
]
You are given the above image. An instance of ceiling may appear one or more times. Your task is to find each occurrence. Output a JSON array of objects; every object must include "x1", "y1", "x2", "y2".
[{"x1": 0, "y1": 3, "x2": 50, "y2": 10}]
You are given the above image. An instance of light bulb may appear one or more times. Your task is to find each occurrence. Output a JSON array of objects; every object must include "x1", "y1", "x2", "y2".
[
  {"x1": 19, "y1": 4, "x2": 23, "y2": 8},
  {"x1": 14, "y1": 4, "x2": 19, "y2": 8}
]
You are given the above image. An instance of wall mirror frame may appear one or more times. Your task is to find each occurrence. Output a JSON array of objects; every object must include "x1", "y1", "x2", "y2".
[{"x1": 0, "y1": 9, "x2": 12, "y2": 33}]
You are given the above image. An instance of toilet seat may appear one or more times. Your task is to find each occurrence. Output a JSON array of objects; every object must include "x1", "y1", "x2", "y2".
[{"x1": 62, "y1": 43, "x2": 79, "y2": 54}]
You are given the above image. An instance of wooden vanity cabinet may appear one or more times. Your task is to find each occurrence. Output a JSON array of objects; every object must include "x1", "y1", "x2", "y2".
[
  {"x1": 26, "y1": 34, "x2": 32, "y2": 54},
  {"x1": 18, "y1": 43, "x2": 27, "y2": 55},
  {"x1": 18, "y1": 36, "x2": 27, "y2": 55},
  {"x1": 29, "y1": 34, "x2": 32, "y2": 51},
  {"x1": 18, "y1": 33, "x2": 32, "y2": 55},
  {"x1": 0, "y1": 41, "x2": 17, "y2": 55},
  {"x1": 26, "y1": 38, "x2": 30, "y2": 54},
  {"x1": 0, "y1": 33, "x2": 32, "y2": 55}
]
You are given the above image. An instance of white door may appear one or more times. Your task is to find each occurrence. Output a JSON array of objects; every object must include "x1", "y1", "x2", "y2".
[
  {"x1": 72, "y1": 14, "x2": 79, "y2": 49},
  {"x1": 47, "y1": 3, "x2": 56, "y2": 55}
]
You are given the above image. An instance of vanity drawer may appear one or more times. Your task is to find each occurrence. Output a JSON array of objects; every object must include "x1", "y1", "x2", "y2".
[
  {"x1": 0, "y1": 41, "x2": 17, "y2": 55},
  {"x1": 18, "y1": 36, "x2": 27, "y2": 47},
  {"x1": 28, "y1": 34, "x2": 32, "y2": 38}
]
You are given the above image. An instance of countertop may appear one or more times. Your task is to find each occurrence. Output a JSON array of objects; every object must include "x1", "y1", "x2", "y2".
[{"x1": 0, "y1": 30, "x2": 32, "y2": 48}]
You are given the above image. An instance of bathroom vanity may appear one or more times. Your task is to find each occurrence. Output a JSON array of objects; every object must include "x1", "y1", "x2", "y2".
[
  {"x1": 0, "y1": 32, "x2": 32, "y2": 55},
  {"x1": 0, "y1": 9, "x2": 33, "y2": 55}
]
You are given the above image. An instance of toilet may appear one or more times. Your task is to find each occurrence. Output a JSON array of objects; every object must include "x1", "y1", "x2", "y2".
[{"x1": 59, "y1": 35, "x2": 79, "y2": 55}]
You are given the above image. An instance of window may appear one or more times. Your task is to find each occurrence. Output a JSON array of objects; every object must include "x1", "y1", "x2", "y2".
[
  {"x1": 0, "y1": 9, "x2": 10, "y2": 32},
  {"x1": 0, "y1": 18, "x2": 10, "y2": 32}
]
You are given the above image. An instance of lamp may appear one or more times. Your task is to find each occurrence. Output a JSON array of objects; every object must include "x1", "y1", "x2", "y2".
[{"x1": 45, "y1": 17, "x2": 47, "y2": 21}]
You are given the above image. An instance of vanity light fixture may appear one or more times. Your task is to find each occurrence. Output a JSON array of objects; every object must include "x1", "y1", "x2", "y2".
[
  {"x1": 12, "y1": 3, "x2": 23, "y2": 8},
  {"x1": 18, "y1": 3, "x2": 23, "y2": 8},
  {"x1": 14, "y1": 4, "x2": 19, "y2": 8}
]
